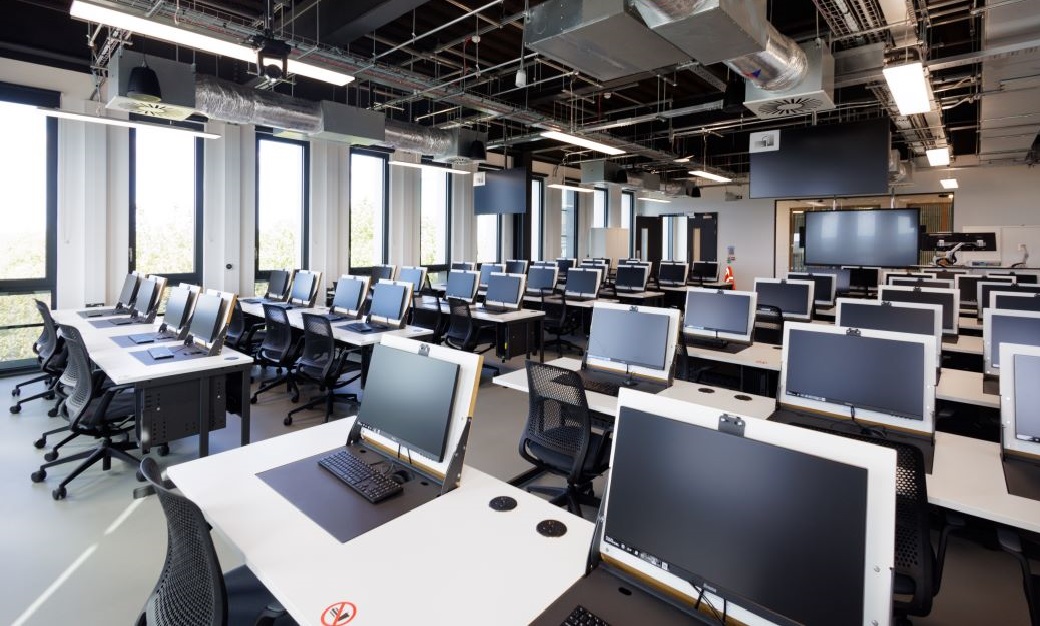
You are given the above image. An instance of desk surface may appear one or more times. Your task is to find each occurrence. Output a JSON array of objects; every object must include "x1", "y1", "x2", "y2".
[
  {"x1": 936, "y1": 368, "x2": 999, "y2": 408},
  {"x1": 959, "y1": 316, "x2": 983, "y2": 332},
  {"x1": 413, "y1": 297, "x2": 547, "y2": 322},
  {"x1": 493, "y1": 357, "x2": 776, "y2": 420},
  {"x1": 685, "y1": 340, "x2": 783, "y2": 372},
  {"x1": 168, "y1": 419, "x2": 593, "y2": 625},
  {"x1": 942, "y1": 334, "x2": 983, "y2": 356},
  {"x1": 239, "y1": 302, "x2": 433, "y2": 345}
]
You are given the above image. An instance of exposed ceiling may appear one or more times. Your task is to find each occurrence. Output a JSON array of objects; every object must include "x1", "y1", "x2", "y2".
[{"x1": 3, "y1": 0, "x2": 1038, "y2": 180}]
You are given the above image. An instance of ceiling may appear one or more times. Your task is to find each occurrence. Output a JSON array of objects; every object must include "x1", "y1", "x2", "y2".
[{"x1": 4, "y1": 0, "x2": 1038, "y2": 180}]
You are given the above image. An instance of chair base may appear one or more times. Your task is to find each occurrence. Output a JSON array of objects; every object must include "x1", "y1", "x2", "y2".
[
  {"x1": 251, "y1": 371, "x2": 299, "y2": 405},
  {"x1": 31, "y1": 435, "x2": 140, "y2": 500},
  {"x1": 285, "y1": 391, "x2": 358, "y2": 426},
  {"x1": 544, "y1": 336, "x2": 583, "y2": 358}
]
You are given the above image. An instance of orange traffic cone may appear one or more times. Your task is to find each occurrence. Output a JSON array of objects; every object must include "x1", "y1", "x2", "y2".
[{"x1": 723, "y1": 265, "x2": 735, "y2": 288}]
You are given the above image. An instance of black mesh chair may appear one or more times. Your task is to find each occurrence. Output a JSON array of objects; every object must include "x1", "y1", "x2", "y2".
[
  {"x1": 10, "y1": 300, "x2": 67, "y2": 415},
  {"x1": 284, "y1": 314, "x2": 360, "y2": 426},
  {"x1": 443, "y1": 297, "x2": 498, "y2": 375},
  {"x1": 519, "y1": 361, "x2": 611, "y2": 516},
  {"x1": 752, "y1": 304, "x2": 785, "y2": 345},
  {"x1": 997, "y1": 527, "x2": 1040, "y2": 626},
  {"x1": 225, "y1": 300, "x2": 262, "y2": 355},
  {"x1": 250, "y1": 304, "x2": 302, "y2": 405},
  {"x1": 30, "y1": 325, "x2": 139, "y2": 500},
  {"x1": 135, "y1": 458, "x2": 291, "y2": 626},
  {"x1": 410, "y1": 289, "x2": 448, "y2": 344},
  {"x1": 541, "y1": 290, "x2": 583, "y2": 358}
]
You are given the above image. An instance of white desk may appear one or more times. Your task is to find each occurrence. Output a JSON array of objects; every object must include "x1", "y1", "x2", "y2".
[
  {"x1": 414, "y1": 297, "x2": 546, "y2": 361},
  {"x1": 168, "y1": 419, "x2": 593, "y2": 625},
  {"x1": 240, "y1": 301, "x2": 432, "y2": 345},
  {"x1": 492, "y1": 357, "x2": 776, "y2": 420},
  {"x1": 936, "y1": 368, "x2": 999, "y2": 409},
  {"x1": 942, "y1": 334, "x2": 983, "y2": 356},
  {"x1": 686, "y1": 341, "x2": 783, "y2": 372},
  {"x1": 959, "y1": 316, "x2": 983, "y2": 332}
]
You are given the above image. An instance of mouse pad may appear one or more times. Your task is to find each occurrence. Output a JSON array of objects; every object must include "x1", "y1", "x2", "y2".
[
  {"x1": 257, "y1": 448, "x2": 441, "y2": 543},
  {"x1": 109, "y1": 333, "x2": 178, "y2": 349}
]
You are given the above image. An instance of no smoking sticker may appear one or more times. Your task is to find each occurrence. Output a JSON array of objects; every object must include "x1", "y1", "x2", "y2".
[{"x1": 321, "y1": 600, "x2": 358, "y2": 625}]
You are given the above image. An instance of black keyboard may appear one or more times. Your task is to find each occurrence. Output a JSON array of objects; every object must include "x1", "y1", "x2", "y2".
[
  {"x1": 562, "y1": 605, "x2": 610, "y2": 626},
  {"x1": 343, "y1": 321, "x2": 388, "y2": 333},
  {"x1": 582, "y1": 379, "x2": 620, "y2": 397},
  {"x1": 318, "y1": 449, "x2": 403, "y2": 504}
]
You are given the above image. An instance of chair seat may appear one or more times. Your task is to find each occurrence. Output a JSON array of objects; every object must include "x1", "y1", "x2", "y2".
[
  {"x1": 84, "y1": 391, "x2": 137, "y2": 426},
  {"x1": 224, "y1": 566, "x2": 297, "y2": 626},
  {"x1": 526, "y1": 427, "x2": 608, "y2": 478},
  {"x1": 893, "y1": 572, "x2": 916, "y2": 596}
]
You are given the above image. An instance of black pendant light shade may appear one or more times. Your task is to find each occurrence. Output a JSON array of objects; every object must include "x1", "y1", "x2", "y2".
[
  {"x1": 468, "y1": 139, "x2": 487, "y2": 162},
  {"x1": 127, "y1": 65, "x2": 162, "y2": 102}
]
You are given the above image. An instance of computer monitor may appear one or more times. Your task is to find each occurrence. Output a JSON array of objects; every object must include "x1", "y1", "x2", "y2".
[
  {"x1": 658, "y1": 262, "x2": 688, "y2": 286},
  {"x1": 266, "y1": 269, "x2": 291, "y2": 299},
  {"x1": 451, "y1": 261, "x2": 476, "y2": 271},
  {"x1": 189, "y1": 292, "x2": 227, "y2": 346},
  {"x1": 526, "y1": 266, "x2": 559, "y2": 294},
  {"x1": 117, "y1": 272, "x2": 141, "y2": 308},
  {"x1": 614, "y1": 265, "x2": 648, "y2": 293},
  {"x1": 397, "y1": 266, "x2": 427, "y2": 294},
  {"x1": 921, "y1": 268, "x2": 968, "y2": 279},
  {"x1": 983, "y1": 309, "x2": 1040, "y2": 376},
  {"x1": 564, "y1": 267, "x2": 601, "y2": 298},
  {"x1": 445, "y1": 270, "x2": 479, "y2": 303},
  {"x1": 878, "y1": 285, "x2": 959, "y2": 335},
  {"x1": 484, "y1": 273, "x2": 526, "y2": 310},
  {"x1": 781, "y1": 322, "x2": 936, "y2": 434},
  {"x1": 587, "y1": 304, "x2": 673, "y2": 374},
  {"x1": 161, "y1": 285, "x2": 195, "y2": 334},
  {"x1": 889, "y1": 276, "x2": 954, "y2": 290},
  {"x1": 598, "y1": 392, "x2": 895, "y2": 626},
  {"x1": 357, "y1": 343, "x2": 460, "y2": 462},
  {"x1": 370, "y1": 264, "x2": 396, "y2": 283},
  {"x1": 555, "y1": 258, "x2": 576, "y2": 280},
  {"x1": 1000, "y1": 343, "x2": 1040, "y2": 457},
  {"x1": 753, "y1": 278, "x2": 814, "y2": 321},
  {"x1": 978, "y1": 283, "x2": 1040, "y2": 320},
  {"x1": 883, "y1": 271, "x2": 930, "y2": 285},
  {"x1": 131, "y1": 277, "x2": 160, "y2": 317},
  {"x1": 846, "y1": 266, "x2": 880, "y2": 291},
  {"x1": 991, "y1": 272, "x2": 1039, "y2": 285},
  {"x1": 806, "y1": 267, "x2": 852, "y2": 295},
  {"x1": 331, "y1": 275, "x2": 368, "y2": 316},
  {"x1": 690, "y1": 261, "x2": 718, "y2": 282},
  {"x1": 992, "y1": 292, "x2": 1040, "y2": 314},
  {"x1": 369, "y1": 281, "x2": 411, "y2": 327},
  {"x1": 955, "y1": 273, "x2": 1014, "y2": 308},
  {"x1": 505, "y1": 260, "x2": 528, "y2": 275},
  {"x1": 683, "y1": 288, "x2": 757, "y2": 345},
  {"x1": 477, "y1": 263, "x2": 504, "y2": 288},
  {"x1": 787, "y1": 271, "x2": 836, "y2": 307},
  {"x1": 288, "y1": 271, "x2": 317, "y2": 305},
  {"x1": 835, "y1": 298, "x2": 943, "y2": 360}
]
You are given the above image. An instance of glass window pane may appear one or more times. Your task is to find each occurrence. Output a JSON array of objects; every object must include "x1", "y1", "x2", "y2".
[
  {"x1": 592, "y1": 188, "x2": 607, "y2": 228},
  {"x1": 561, "y1": 190, "x2": 577, "y2": 258},
  {"x1": 134, "y1": 127, "x2": 196, "y2": 275},
  {"x1": 420, "y1": 168, "x2": 449, "y2": 265},
  {"x1": 0, "y1": 107, "x2": 47, "y2": 280},
  {"x1": 350, "y1": 153, "x2": 386, "y2": 268},
  {"x1": 476, "y1": 214, "x2": 499, "y2": 263},
  {"x1": 0, "y1": 292, "x2": 49, "y2": 362},
  {"x1": 257, "y1": 138, "x2": 305, "y2": 271},
  {"x1": 531, "y1": 179, "x2": 543, "y2": 261},
  {"x1": 621, "y1": 192, "x2": 633, "y2": 230}
]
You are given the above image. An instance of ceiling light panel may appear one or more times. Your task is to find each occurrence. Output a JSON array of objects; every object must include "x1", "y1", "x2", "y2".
[
  {"x1": 688, "y1": 170, "x2": 732, "y2": 183},
  {"x1": 540, "y1": 130, "x2": 625, "y2": 156},
  {"x1": 882, "y1": 62, "x2": 932, "y2": 116},
  {"x1": 926, "y1": 148, "x2": 951, "y2": 167}
]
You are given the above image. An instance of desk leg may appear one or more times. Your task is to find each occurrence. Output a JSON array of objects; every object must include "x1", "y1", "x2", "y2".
[
  {"x1": 239, "y1": 367, "x2": 251, "y2": 447},
  {"x1": 538, "y1": 318, "x2": 544, "y2": 363},
  {"x1": 360, "y1": 345, "x2": 373, "y2": 387},
  {"x1": 198, "y1": 376, "x2": 210, "y2": 458}
]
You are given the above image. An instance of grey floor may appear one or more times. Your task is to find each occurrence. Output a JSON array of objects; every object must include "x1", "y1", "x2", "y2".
[{"x1": 0, "y1": 348, "x2": 1034, "y2": 625}]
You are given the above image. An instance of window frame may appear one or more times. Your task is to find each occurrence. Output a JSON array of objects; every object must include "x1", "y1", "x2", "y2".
[
  {"x1": 593, "y1": 187, "x2": 608, "y2": 228},
  {"x1": 475, "y1": 213, "x2": 502, "y2": 264},
  {"x1": 530, "y1": 176, "x2": 545, "y2": 261},
  {"x1": 419, "y1": 160, "x2": 453, "y2": 272},
  {"x1": 561, "y1": 184, "x2": 580, "y2": 259},
  {"x1": 622, "y1": 190, "x2": 635, "y2": 256},
  {"x1": 254, "y1": 133, "x2": 310, "y2": 281},
  {"x1": 349, "y1": 147, "x2": 391, "y2": 273}
]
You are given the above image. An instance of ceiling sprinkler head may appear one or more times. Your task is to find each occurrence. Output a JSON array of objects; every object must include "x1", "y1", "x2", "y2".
[{"x1": 471, "y1": 35, "x2": 481, "y2": 44}]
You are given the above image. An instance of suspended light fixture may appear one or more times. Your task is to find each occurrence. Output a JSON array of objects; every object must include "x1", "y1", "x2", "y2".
[{"x1": 126, "y1": 62, "x2": 161, "y2": 102}]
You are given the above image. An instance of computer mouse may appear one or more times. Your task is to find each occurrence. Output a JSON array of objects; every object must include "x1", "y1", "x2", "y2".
[
  {"x1": 489, "y1": 495, "x2": 517, "y2": 511},
  {"x1": 537, "y1": 519, "x2": 568, "y2": 537},
  {"x1": 390, "y1": 470, "x2": 410, "y2": 485}
]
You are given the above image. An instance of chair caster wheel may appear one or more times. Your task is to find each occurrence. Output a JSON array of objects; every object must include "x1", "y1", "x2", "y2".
[
  {"x1": 52, "y1": 486, "x2": 66, "y2": 500},
  {"x1": 11, "y1": 388, "x2": 20, "y2": 397},
  {"x1": 283, "y1": 416, "x2": 293, "y2": 426},
  {"x1": 47, "y1": 407, "x2": 59, "y2": 417},
  {"x1": 136, "y1": 470, "x2": 146, "y2": 482},
  {"x1": 158, "y1": 444, "x2": 169, "y2": 457},
  {"x1": 9, "y1": 405, "x2": 21, "y2": 414},
  {"x1": 290, "y1": 395, "x2": 299, "y2": 403},
  {"x1": 31, "y1": 469, "x2": 46, "y2": 483},
  {"x1": 43, "y1": 451, "x2": 58, "y2": 462},
  {"x1": 250, "y1": 396, "x2": 258, "y2": 404},
  {"x1": 33, "y1": 438, "x2": 46, "y2": 449}
]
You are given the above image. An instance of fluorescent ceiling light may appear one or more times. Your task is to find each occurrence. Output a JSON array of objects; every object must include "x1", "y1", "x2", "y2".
[
  {"x1": 39, "y1": 107, "x2": 219, "y2": 139},
  {"x1": 548, "y1": 183, "x2": 594, "y2": 193},
  {"x1": 882, "y1": 62, "x2": 931, "y2": 115},
  {"x1": 940, "y1": 178, "x2": 959, "y2": 189},
  {"x1": 639, "y1": 197, "x2": 671, "y2": 204},
  {"x1": 70, "y1": 1, "x2": 353, "y2": 87},
  {"x1": 689, "y1": 170, "x2": 732, "y2": 183},
  {"x1": 673, "y1": 156, "x2": 691, "y2": 163},
  {"x1": 926, "y1": 148, "x2": 951, "y2": 167},
  {"x1": 389, "y1": 161, "x2": 471, "y2": 175},
  {"x1": 540, "y1": 130, "x2": 625, "y2": 156}
]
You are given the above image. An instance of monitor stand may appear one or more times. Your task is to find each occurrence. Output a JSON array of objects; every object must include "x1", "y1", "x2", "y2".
[
  {"x1": 687, "y1": 336, "x2": 750, "y2": 354},
  {"x1": 982, "y1": 375, "x2": 1000, "y2": 396},
  {"x1": 1003, "y1": 453, "x2": 1040, "y2": 501}
]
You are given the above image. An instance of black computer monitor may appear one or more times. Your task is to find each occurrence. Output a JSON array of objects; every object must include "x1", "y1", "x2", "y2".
[
  {"x1": 369, "y1": 282, "x2": 409, "y2": 324},
  {"x1": 978, "y1": 283, "x2": 1040, "y2": 319},
  {"x1": 370, "y1": 265, "x2": 395, "y2": 282},
  {"x1": 485, "y1": 273, "x2": 525, "y2": 309},
  {"x1": 884, "y1": 272, "x2": 930, "y2": 285},
  {"x1": 162, "y1": 285, "x2": 194, "y2": 332},
  {"x1": 921, "y1": 268, "x2": 968, "y2": 280},
  {"x1": 267, "y1": 270, "x2": 290, "y2": 298},
  {"x1": 397, "y1": 266, "x2": 426, "y2": 293},
  {"x1": 683, "y1": 288, "x2": 757, "y2": 344},
  {"x1": 564, "y1": 268, "x2": 600, "y2": 298},
  {"x1": 991, "y1": 272, "x2": 1039, "y2": 285},
  {"x1": 754, "y1": 278, "x2": 814, "y2": 321},
  {"x1": 555, "y1": 258, "x2": 576, "y2": 280},
  {"x1": 587, "y1": 306, "x2": 670, "y2": 371},
  {"x1": 132, "y1": 278, "x2": 159, "y2": 316},
  {"x1": 451, "y1": 261, "x2": 475, "y2": 271},
  {"x1": 505, "y1": 260, "x2": 528, "y2": 274},
  {"x1": 889, "y1": 277, "x2": 954, "y2": 290},
  {"x1": 526, "y1": 266, "x2": 558, "y2": 293},
  {"x1": 956, "y1": 273, "x2": 1014, "y2": 308},
  {"x1": 690, "y1": 261, "x2": 718, "y2": 281},
  {"x1": 189, "y1": 293, "x2": 226, "y2": 345},
  {"x1": 658, "y1": 263, "x2": 687, "y2": 286},
  {"x1": 788, "y1": 272, "x2": 836, "y2": 306},
  {"x1": 605, "y1": 406, "x2": 874, "y2": 626},
  {"x1": 836, "y1": 298, "x2": 942, "y2": 359},
  {"x1": 807, "y1": 267, "x2": 852, "y2": 295},
  {"x1": 847, "y1": 266, "x2": 880, "y2": 291},
  {"x1": 445, "y1": 270, "x2": 479, "y2": 303},
  {"x1": 332, "y1": 277, "x2": 367, "y2": 315},
  {"x1": 993, "y1": 292, "x2": 1040, "y2": 314},
  {"x1": 983, "y1": 310, "x2": 1040, "y2": 376},
  {"x1": 614, "y1": 265, "x2": 648, "y2": 292},
  {"x1": 1003, "y1": 346, "x2": 1040, "y2": 445},
  {"x1": 117, "y1": 273, "x2": 140, "y2": 308},
  {"x1": 358, "y1": 343, "x2": 459, "y2": 462},
  {"x1": 289, "y1": 271, "x2": 316, "y2": 304},
  {"x1": 478, "y1": 263, "x2": 504, "y2": 288},
  {"x1": 878, "y1": 286, "x2": 958, "y2": 335}
]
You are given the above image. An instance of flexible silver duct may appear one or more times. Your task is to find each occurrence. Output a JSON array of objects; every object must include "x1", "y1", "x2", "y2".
[
  {"x1": 382, "y1": 120, "x2": 455, "y2": 156},
  {"x1": 723, "y1": 25, "x2": 808, "y2": 92}
]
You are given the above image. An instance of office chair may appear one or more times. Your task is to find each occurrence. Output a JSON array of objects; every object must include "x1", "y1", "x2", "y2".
[
  {"x1": 997, "y1": 527, "x2": 1040, "y2": 626},
  {"x1": 30, "y1": 325, "x2": 140, "y2": 500},
  {"x1": 443, "y1": 297, "x2": 499, "y2": 375},
  {"x1": 10, "y1": 300, "x2": 67, "y2": 415},
  {"x1": 541, "y1": 290, "x2": 583, "y2": 358},
  {"x1": 225, "y1": 300, "x2": 263, "y2": 355},
  {"x1": 284, "y1": 314, "x2": 360, "y2": 426},
  {"x1": 752, "y1": 304, "x2": 785, "y2": 345},
  {"x1": 250, "y1": 304, "x2": 302, "y2": 405},
  {"x1": 135, "y1": 458, "x2": 291, "y2": 626},
  {"x1": 409, "y1": 288, "x2": 448, "y2": 344},
  {"x1": 519, "y1": 361, "x2": 611, "y2": 517},
  {"x1": 673, "y1": 319, "x2": 713, "y2": 384}
]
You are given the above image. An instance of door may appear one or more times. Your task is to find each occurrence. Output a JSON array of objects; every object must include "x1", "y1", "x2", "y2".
[
  {"x1": 634, "y1": 216, "x2": 663, "y2": 263},
  {"x1": 688, "y1": 212, "x2": 718, "y2": 262}
]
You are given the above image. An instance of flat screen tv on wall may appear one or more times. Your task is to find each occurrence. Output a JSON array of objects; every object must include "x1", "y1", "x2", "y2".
[
  {"x1": 474, "y1": 167, "x2": 528, "y2": 215},
  {"x1": 804, "y1": 208, "x2": 921, "y2": 267}
]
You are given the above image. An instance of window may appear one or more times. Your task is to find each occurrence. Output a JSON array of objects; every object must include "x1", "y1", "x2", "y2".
[
  {"x1": 561, "y1": 189, "x2": 578, "y2": 258},
  {"x1": 256, "y1": 136, "x2": 308, "y2": 283},
  {"x1": 592, "y1": 188, "x2": 607, "y2": 228},
  {"x1": 130, "y1": 126, "x2": 203, "y2": 282},
  {"x1": 621, "y1": 191, "x2": 634, "y2": 256},
  {"x1": 350, "y1": 150, "x2": 388, "y2": 269},
  {"x1": 476, "y1": 214, "x2": 500, "y2": 263},
  {"x1": 420, "y1": 166, "x2": 450, "y2": 266},
  {"x1": 530, "y1": 178, "x2": 544, "y2": 260},
  {"x1": 0, "y1": 102, "x2": 57, "y2": 369}
]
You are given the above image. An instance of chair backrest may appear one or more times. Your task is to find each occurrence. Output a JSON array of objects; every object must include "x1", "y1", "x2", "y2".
[
  {"x1": 299, "y1": 313, "x2": 337, "y2": 377},
  {"x1": 138, "y1": 457, "x2": 227, "y2": 626},
  {"x1": 34, "y1": 299, "x2": 63, "y2": 363},
  {"x1": 444, "y1": 297, "x2": 475, "y2": 347},
  {"x1": 753, "y1": 303, "x2": 785, "y2": 344},
  {"x1": 541, "y1": 291, "x2": 568, "y2": 327},
  {"x1": 259, "y1": 304, "x2": 294, "y2": 360},
  {"x1": 225, "y1": 301, "x2": 245, "y2": 348},
  {"x1": 56, "y1": 325, "x2": 97, "y2": 425},
  {"x1": 522, "y1": 361, "x2": 593, "y2": 482},
  {"x1": 410, "y1": 291, "x2": 446, "y2": 343}
]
